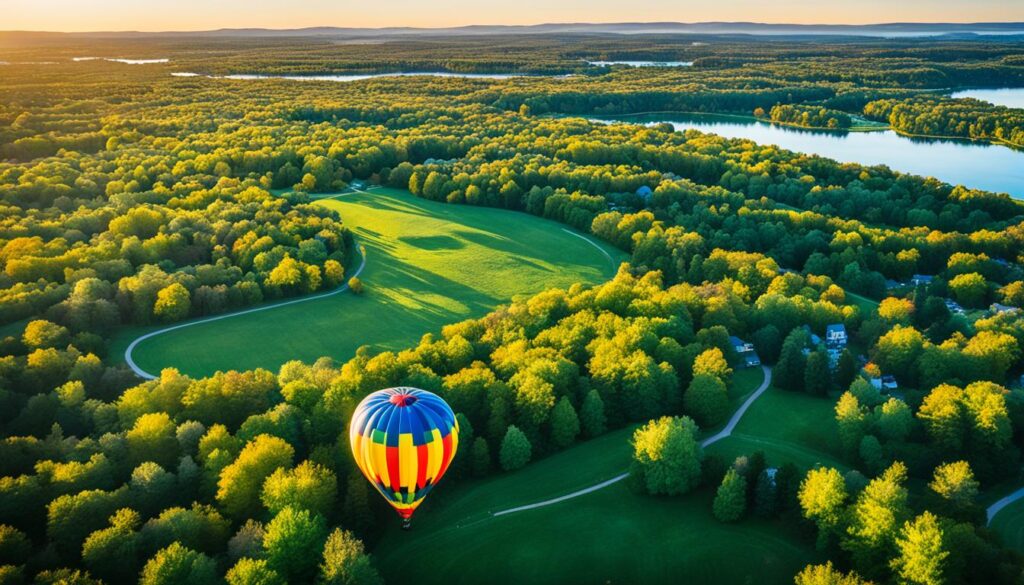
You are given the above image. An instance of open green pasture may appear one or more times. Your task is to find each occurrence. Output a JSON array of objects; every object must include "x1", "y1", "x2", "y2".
[{"x1": 112, "y1": 187, "x2": 623, "y2": 378}]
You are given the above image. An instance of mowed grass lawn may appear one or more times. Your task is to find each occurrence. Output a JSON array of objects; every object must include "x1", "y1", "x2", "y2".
[
  {"x1": 111, "y1": 187, "x2": 625, "y2": 378},
  {"x1": 992, "y1": 499, "x2": 1024, "y2": 552},
  {"x1": 372, "y1": 369, "x2": 841, "y2": 585}
]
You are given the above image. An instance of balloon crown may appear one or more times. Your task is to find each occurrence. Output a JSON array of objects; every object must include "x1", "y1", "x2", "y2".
[{"x1": 388, "y1": 392, "x2": 419, "y2": 407}]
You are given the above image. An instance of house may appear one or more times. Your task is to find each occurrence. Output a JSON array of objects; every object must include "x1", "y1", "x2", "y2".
[
  {"x1": 885, "y1": 279, "x2": 906, "y2": 291},
  {"x1": 825, "y1": 324, "x2": 847, "y2": 349},
  {"x1": 730, "y1": 336, "x2": 754, "y2": 354},
  {"x1": 865, "y1": 370, "x2": 899, "y2": 392},
  {"x1": 911, "y1": 274, "x2": 934, "y2": 286},
  {"x1": 729, "y1": 335, "x2": 761, "y2": 368},
  {"x1": 990, "y1": 303, "x2": 1021, "y2": 315}
]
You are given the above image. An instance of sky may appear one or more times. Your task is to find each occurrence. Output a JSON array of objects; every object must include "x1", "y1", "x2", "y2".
[{"x1": 5, "y1": 0, "x2": 1024, "y2": 32}]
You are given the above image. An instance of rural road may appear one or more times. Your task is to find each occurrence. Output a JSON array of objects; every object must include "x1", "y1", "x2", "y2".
[
  {"x1": 987, "y1": 485, "x2": 1024, "y2": 525},
  {"x1": 492, "y1": 365, "x2": 773, "y2": 517}
]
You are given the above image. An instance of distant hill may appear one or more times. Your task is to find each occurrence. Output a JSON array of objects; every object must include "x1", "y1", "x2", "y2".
[{"x1": 3, "y1": 21, "x2": 1024, "y2": 39}]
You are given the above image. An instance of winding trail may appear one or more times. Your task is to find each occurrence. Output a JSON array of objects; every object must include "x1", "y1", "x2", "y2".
[
  {"x1": 124, "y1": 188, "x2": 386, "y2": 379},
  {"x1": 561, "y1": 228, "x2": 617, "y2": 271},
  {"x1": 125, "y1": 224, "x2": 368, "y2": 379},
  {"x1": 987, "y1": 485, "x2": 1024, "y2": 525},
  {"x1": 492, "y1": 365, "x2": 773, "y2": 517}
]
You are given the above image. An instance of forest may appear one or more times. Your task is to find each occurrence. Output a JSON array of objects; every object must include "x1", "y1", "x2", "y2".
[{"x1": 2, "y1": 32, "x2": 1024, "y2": 584}]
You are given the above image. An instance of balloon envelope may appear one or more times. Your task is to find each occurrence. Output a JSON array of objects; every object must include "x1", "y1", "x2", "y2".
[{"x1": 349, "y1": 387, "x2": 459, "y2": 519}]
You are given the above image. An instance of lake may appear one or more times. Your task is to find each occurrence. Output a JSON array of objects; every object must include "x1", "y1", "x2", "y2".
[
  {"x1": 171, "y1": 71, "x2": 538, "y2": 81},
  {"x1": 587, "y1": 60, "x2": 693, "y2": 67},
  {"x1": 950, "y1": 87, "x2": 1024, "y2": 109},
  {"x1": 589, "y1": 113, "x2": 1024, "y2": 197}
]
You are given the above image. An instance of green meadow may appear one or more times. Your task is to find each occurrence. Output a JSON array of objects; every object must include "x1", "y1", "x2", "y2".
[{"x1": 112, "y1": 187, "x2": 624, "y2": 378}]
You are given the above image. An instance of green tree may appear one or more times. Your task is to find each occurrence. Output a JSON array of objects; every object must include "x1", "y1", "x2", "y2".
[
  {"x1": 226, "y1": 558, "x2": 284, "y2": 585},
  {"x1": 153, "y1": 283, "x2": 191, "y2": 322},
  {"x1": 127, "y1": 412, "x2": 181, "y2": 469},
  {"x1": 263, "y1": 507, "x2": 328, "y2": 582},
  {"x1": 835, "y1": 349, "x2": 857, "y2": 390},
  {"x1": 752, "y1": 325, "x2": 782, "y2": 364},
  {"x1": 22, "y1": 319, "x2": 70, "y2": 350},
  {"x1": 928, "y1": 461, "x2": 978, "y2": 509},
  {"x1": 319, "y1": 528, "x2": 383, "y2": 585},
  {"x1": 684, "y1": 373, "x2": 729, "y2": 427},
  {"x1": 217, "y1": 435, "x2": 294, "y2": 518},
  {"x1": 630, "y1": 416, "x2": 702, "y2": 496},
  {"x1": 775, "y1": 328, "x2": 808, "y2": 391},
  {"x1": 844, "y1": 462, "x2": 910, "y2": 578},
  {"x1": 890, "y1": 512, "x2": 948, "y2": 585},
  {"x1": 471, "y1": 437, "x2": 491, "y2": 477},
  {"x1": 579, "y1": 389, "x2": 607, "y2": 438},
  {"x1": 261, "y1": 461, "x2": 337, "y2": 517},
  {"x1": 499, "y1": 425, "x2": 532, "y2": 471},
  {"x1": 875, "y1": 398, "x2": 913, "y2": 443},
  {"x1": 794, "y1": 562, "x2": 872, "y2": 585},
  {"x1": 798, "y1": 467, "x2": 848, "y2": 544},
  {"x1": 347, "y1": 277, "x2": 364, "y2": 295},
  {"x1": 0, "y1": 526, "x2": 30, "y2": 566},
  {"x1": 804, "y1": 348, "x2": 831, "y2": 396},
  {"x1": 692, "y1": 347, "x2": 732, "y2": 381},
  {"x1": 549, "y1": 396, "x2": 580, "y2": 449},
  {"x1": 341, "y1": 471, "x2": 372, "y2": 537},
  {"x1": 858, "y1": 435, "x2": 885, "y2": 475},
  {"x1": 948, "y1": 272, "x2": 988, "y2": 308},
  {"x1": 835, "y1": 392, "x2": 869, "y2": 455},
  {"x1": 82, "y1": 508, "x2": 141, "y2": 583},
  {"x1": 140, "y1": 543, "x2": 217, "y2": 585},
  {"x1": 712, "y1": 469, "x2": 747, "y2": 522}
]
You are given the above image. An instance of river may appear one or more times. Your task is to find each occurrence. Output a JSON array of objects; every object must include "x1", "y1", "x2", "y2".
[{"x1": 590, "y1": 113, "x2": 1024, "y2": 197}]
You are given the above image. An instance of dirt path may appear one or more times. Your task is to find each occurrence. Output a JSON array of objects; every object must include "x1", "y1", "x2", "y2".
[{"x1": 492, "y1": 365, "x2": 773, "y2": 516}]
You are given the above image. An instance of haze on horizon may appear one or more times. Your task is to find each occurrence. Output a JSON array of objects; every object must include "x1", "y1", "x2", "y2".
[{"x1": 5, "y1": 0, "x2": 1024, "y2": 33}]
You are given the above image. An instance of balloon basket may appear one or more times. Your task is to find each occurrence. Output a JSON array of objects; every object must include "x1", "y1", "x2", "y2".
[{"x1": 401, "y1": 518, "x2": 412, "y2": 531}]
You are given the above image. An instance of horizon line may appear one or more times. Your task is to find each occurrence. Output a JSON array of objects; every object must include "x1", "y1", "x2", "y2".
[{"x1": 4, "y1": 19, "x2": 1024, "y2": 35}]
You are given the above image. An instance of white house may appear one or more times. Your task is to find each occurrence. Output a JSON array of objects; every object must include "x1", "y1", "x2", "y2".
[{"x1": 825, "y1": 324, "x2": 847, "y2": 348}]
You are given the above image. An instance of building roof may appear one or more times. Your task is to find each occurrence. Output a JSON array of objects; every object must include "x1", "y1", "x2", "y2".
[
  {"x1": 826, "y1": 324, "x2": 846, "y2": 335},
  {"x1": 729, "y1": 336, "x2": 745, "y2": 346},
  {"x1": 912, "y1": 274, "x2": 934, "y2": 283}
]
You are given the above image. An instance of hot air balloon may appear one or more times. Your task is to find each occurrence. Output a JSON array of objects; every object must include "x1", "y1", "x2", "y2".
[{"x1": 349, "y1": 387, "x2": 458, "y2": 529}]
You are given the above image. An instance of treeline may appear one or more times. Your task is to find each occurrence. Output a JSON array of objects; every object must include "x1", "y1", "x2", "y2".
[
  {"x1": 763, "y1": 103, "x2": 852, "y2": 129},
  {"x1": 865, "y1": 96, "x2": 1024, "y2": 147}
]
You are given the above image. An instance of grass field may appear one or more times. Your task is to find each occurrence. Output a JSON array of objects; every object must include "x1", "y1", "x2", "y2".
[
  {"x1": 371, "y1": 370, "x2": 840, "y2": 585},
  {"x1": 992, "y1": 499, "x2": 1024, "y2": 552},
  {"x1": 110, "y1": 187, "x2": 625, "y2": 378}
]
